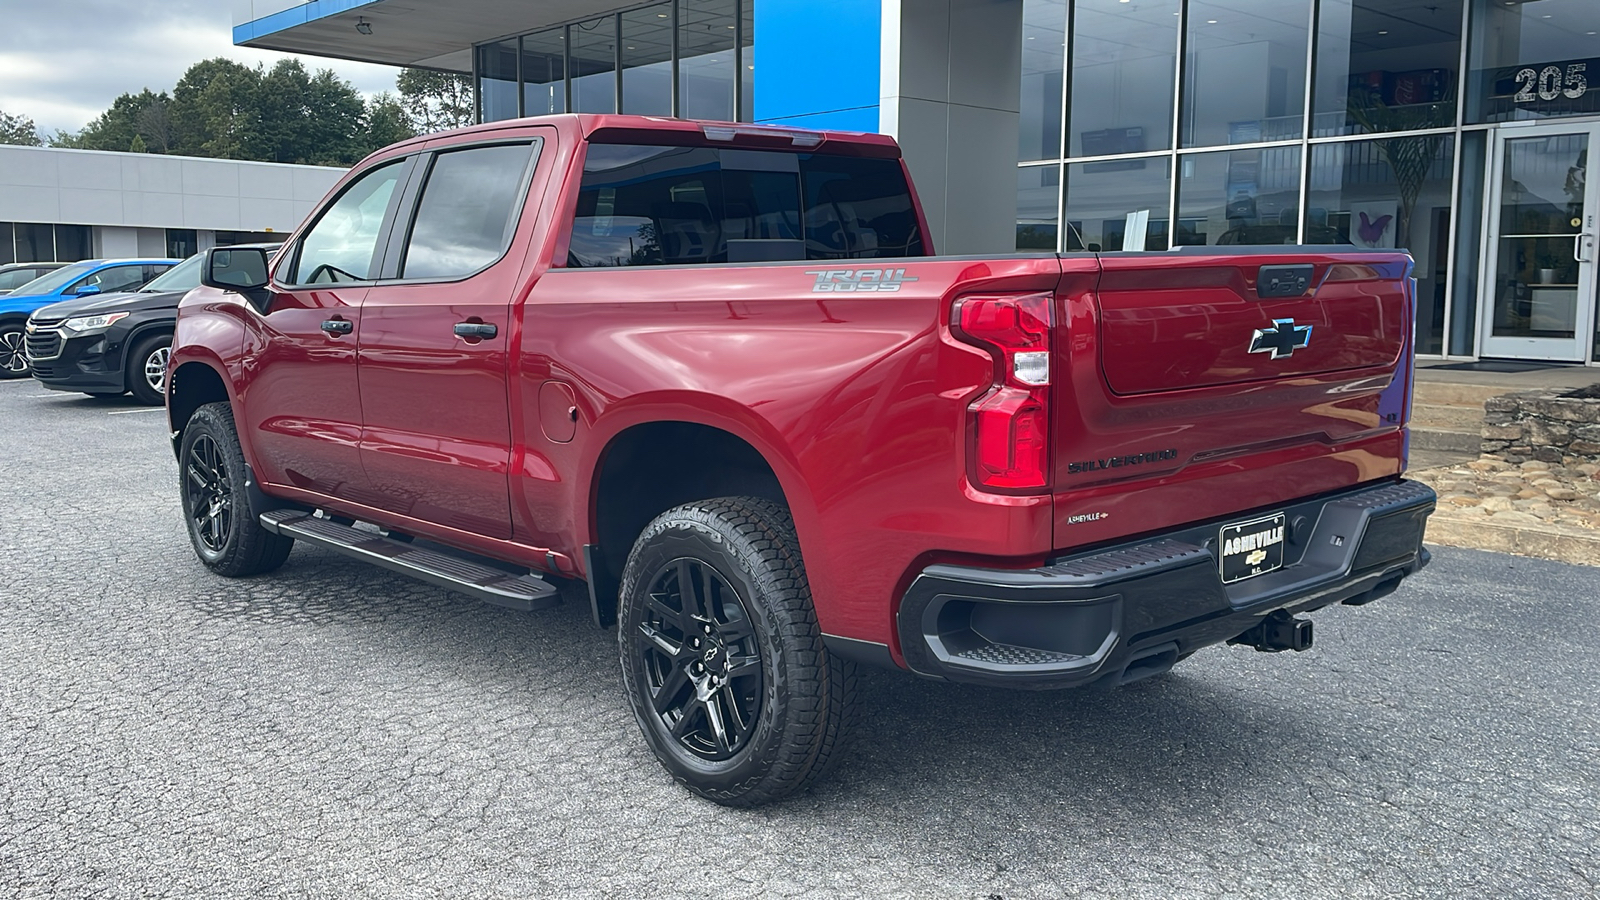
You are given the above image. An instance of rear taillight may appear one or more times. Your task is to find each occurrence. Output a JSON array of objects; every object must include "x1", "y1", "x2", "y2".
[{"x1": 954, "y1": 292, "x2": 1053, "y2": 492}]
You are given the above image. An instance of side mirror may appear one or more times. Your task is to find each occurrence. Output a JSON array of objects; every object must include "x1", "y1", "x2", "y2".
[
  {"x1": 74, "y1": 284, "x2": 102, "y2": 297},
  {"x1": 202, "y1": 246, "x2": 271, "y2": 292}
]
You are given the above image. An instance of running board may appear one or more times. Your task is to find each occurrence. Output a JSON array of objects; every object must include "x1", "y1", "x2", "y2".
[{"x1": 259, "y1": 510, "x2": 559, "y2": 611}]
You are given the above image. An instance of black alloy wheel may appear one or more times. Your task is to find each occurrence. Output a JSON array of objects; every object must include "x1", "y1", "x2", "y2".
[
  {"x1": 635, "y1": 557, "x2": 764, "y2": 760},
  {"x1": 178, "y1": 401, "x2": 293, "y2": 576},
  {"x1": 185, "y1": 433, "x2": 233, "y2": 554},
  {"x1": 618, "y1": 497, "x2": 858, "y2": 806},
  {"x1": 0, "y1": 325, "x2": 27, "y2": 378}
]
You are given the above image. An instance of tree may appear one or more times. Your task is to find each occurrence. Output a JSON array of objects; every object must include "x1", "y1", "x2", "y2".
[
  {"x1": 171, "y1": 58, "x2": 262, "y2": 159},
  {"x1": 47, "y1": 90, "x2": 171, "y2": 153},
  {"x1": 0, "y1": 109, "x2": 42, "y2": 146},
  {"x1": 364, "y1": 92, "x2": 417, "y2": 154},
  {"x1": 397, "y1": 68, "x2": 473, "y2": 134}
]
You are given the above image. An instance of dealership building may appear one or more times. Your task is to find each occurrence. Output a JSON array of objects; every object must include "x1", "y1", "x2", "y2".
[
  {"x1": 233, "y1": 0, "x2": 1600, "y2": 365},
  {"x1": 0, "y1": 145, "x2": 343, "y2": 264}
]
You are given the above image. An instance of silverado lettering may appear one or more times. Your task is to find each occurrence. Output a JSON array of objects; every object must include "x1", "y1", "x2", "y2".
[
  {"x1": 166, "y1": 114, "x2": 1436, "y2": 808},
  {"x1": 1067, "y1": 448, "x2": 1180, "y2": 474}
]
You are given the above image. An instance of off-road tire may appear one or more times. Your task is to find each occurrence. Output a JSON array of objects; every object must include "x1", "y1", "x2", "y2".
[
  {"x1": 179, "y1": 401, "x2": 293, "y2": 577},
  {"x1": 618, "y1": 496, "x2": 857, "y2": 806}
]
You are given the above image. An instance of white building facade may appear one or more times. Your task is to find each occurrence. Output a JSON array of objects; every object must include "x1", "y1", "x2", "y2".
[{"x1": 0, "y1": 145, "x2": 345, "y2": 263}]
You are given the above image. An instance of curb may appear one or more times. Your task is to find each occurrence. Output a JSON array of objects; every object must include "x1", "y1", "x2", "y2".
[{"x1": 1426, "y1": 514, "x2": 1600, "y2": 568}]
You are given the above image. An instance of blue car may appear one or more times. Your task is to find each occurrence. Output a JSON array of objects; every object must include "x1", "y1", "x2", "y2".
[{"x1": 0, "y1": 258, "x2": 178, "y2": 378}]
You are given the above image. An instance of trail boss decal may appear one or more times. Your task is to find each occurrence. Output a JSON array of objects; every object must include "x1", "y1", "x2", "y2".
[
  {"x1": 805, "y1": 268, "x2": 919, "y2": 293},
  {"x1": 1219, "y1": 513, "x2": 1287, "y2": 584}
]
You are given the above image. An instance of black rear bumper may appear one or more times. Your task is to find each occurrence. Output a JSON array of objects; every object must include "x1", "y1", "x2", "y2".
[{"x1": 897, "y1": 479, "x2": 1435, "y2": 688}]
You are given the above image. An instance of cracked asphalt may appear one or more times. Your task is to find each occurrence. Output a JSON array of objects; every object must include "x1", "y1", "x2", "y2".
[{"x1": 2, "y1": 377, "x2": 1598, "y2": 900}]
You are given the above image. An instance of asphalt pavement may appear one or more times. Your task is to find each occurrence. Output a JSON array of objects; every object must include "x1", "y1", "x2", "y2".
[{"x1": 2, "y1": 378, "x2": 1597, "y2": 899}]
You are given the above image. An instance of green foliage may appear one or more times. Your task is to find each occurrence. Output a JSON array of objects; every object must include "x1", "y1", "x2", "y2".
[
  {"x1": 365, "y1": 92, "x2": 418, "y2": 151},
  {"x1": 56, "y1": 89, "x2": 172, "y2": 154},
  {"x1": 44, "y1": 57, "x2": 430, "y2": 166},
  {"x1": 0, "y1": 109, "x2": 42, "y2": 146},
  {"x1": 396, "y1": 68, "x2": 474, "y2": 134}
]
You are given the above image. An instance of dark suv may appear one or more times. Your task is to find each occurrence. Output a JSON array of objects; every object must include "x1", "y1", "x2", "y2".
[{"x1": 27, "y1": 252, "x2": 220, "y2": 404}]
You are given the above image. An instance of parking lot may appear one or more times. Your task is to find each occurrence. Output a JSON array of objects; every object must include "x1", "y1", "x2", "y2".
[{"x1": 2, "y1": 377, "x2": 1597, "y2": 899}]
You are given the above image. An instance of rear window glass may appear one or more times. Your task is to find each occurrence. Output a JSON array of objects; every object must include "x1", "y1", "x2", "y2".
[
  {"x1": 568, "y1": 145, "x2": 926, "y2": 267},
  {"x1": 401, "y1": 141, "x2": 538, "y2": 280}
]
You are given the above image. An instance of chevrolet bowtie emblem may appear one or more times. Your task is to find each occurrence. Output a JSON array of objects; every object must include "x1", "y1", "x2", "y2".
[{"x1": 1248, "y1": 318, "x2": 1313, "y2": 359}]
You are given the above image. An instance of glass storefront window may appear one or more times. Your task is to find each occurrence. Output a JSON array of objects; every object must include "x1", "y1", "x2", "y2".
[
  {"x1": 571, "y1": 17, "x2": 618, "y2": 114},
  {"x1": 522, "y1": 29, "x2": 566, "y2": 116},
  {"x1": 679, "y1": 0, "x2": 736, "y2": 121},
  {"x1": 1069, "y1": 0, "x2": 1178, "y2": 158},
  {"x1": 165, "y1": 229, "x2": 198, "y2": 260},
  {"x1": 1305, "y1": 136, "x2": 1456, "y2": 354},
  {"x1": 1065, "y1": 156, "x2": 1172, "y2": 251},
  {"x1": 476, "y1": 39, "x2": 519, "y2": 123},
  {"x1": 54, "y1": 225, "x2": 90, "y2": 262},
  {"x1": 0, "y1": 223, "x2": 12, "y2": 265},
  {"x1": 1182, "y1": 0, "x2": 1310, "y2": 148},
  {"x1": 1176, "y1": 146, "x2": 1302, "y2": 245},
  {"x1": 622, "y1": 6, "x2": 673, "y2": 116},
  {"x1": 1467, "y1": 0, "x2": 1600, "y2": 124},
  {"x1": 1313, "y1": 0, "x2": 1462, "y2": 136},
  {"x1": 1019, "y1": 0, "x2": 1066, "y2": 162},
  {"x1": 15, "y1": 223, "x2": 53, "y2": 262},
  {"x1": 1016, "y1": 165, "x2": 1061, "y2": 250}
]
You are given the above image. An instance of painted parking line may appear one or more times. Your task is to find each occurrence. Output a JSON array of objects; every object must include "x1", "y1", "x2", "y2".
[{"x1": 107, "y1": 408, "x2": 166, "y2": 415}]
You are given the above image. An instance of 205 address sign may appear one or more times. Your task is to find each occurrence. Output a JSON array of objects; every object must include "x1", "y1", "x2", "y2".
[{"x1": 1513, "y1": 62, "x2": 1588, "y2": 103}]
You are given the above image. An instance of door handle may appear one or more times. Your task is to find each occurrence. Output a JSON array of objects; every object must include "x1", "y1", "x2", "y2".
[
  {"x1": 1577, "y1": 233, "x2": 1594, "y2": 264},
  {"x1": 320, "y1": 319, "x2": 353, "y2": 336},
  {"x1": 453, "y1": 322, "x2": 498, "y2": 339}
]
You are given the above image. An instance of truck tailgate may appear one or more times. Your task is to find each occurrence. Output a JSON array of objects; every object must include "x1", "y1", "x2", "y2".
[{"x1": 1051, "y1": 249, "x2": 1416, "y2": 550}]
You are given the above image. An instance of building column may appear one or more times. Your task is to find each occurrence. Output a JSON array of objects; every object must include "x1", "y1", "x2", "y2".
[
  {"x1": 880, "y1": 0, "x2": 1022, "y2": 255},
  {"x1": 94, "y1": 226, "x2": 139, "y2": 259}
]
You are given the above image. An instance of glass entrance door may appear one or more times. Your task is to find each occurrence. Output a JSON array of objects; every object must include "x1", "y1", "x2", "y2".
[{"x1": 1480, "y1": 122, "x2": 1599, "y2": 362}]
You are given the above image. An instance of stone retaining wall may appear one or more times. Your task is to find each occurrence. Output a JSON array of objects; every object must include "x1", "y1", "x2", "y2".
[{"x1": 1481, "y1": 388, "x2": 1600, "y2": 464}]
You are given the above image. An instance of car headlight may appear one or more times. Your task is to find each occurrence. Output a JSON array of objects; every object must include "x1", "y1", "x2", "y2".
[{"x1": 60, "y1": 312, "x2": 130, "y2": 333}]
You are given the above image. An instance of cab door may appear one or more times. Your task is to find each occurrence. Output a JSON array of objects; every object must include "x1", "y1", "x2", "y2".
[
  {"x1": 354, "y1": 137, "x2": 544, "y2": 540},
  {"x1": 241, "y1": 157, "x2": 413, "y2": 501}
]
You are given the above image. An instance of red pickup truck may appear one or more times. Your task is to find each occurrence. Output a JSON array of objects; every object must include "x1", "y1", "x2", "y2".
[{"x1": 168, "y1": 114, "x2": 1435, "y2": 806}]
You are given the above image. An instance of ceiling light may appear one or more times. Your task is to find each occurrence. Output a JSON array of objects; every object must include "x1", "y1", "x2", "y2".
[
  {"x1": 355, "y1": 17, "x2": 372, "y2": 34},
  {"x1": 1207, "y1": 19, "x2": 1218, "y2": 23},
  {"x1": 1378, "y1": 30, "x2": 1388, "y2": 34}
]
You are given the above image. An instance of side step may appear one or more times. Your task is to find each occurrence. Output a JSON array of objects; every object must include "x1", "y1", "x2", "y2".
[{"x1": 260, "y1": 511, "x2": 559, "y2": 611}]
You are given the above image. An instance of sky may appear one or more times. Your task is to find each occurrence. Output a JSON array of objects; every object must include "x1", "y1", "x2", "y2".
[{"x1": 0, "y1": 0, "x2": 403, "y2": 137}]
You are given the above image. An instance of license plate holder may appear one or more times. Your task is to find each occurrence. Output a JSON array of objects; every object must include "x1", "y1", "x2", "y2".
[{"x1": 1219, "y1": 513, "x2": 1287, "y2": 584}]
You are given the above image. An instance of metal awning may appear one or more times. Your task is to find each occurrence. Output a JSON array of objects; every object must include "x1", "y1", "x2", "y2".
[{"x1": 234, "y1": 0, "x2": 625, "y2": 73}]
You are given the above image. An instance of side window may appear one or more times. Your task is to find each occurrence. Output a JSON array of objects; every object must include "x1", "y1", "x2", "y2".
[
  {"x1": 291, "y1": 160, "x2": 406, "y2": 285},
  {"x1": 73, "y1": 265, "x2": 148, "y2": 294},
  {"x1": 0, "y1": 270, "x2": 33, "y2": 290},
  {"x1": 400, "y1": 142, "x2": 538, "y2": 280},
  {"x1": 567, "y1": 143, "x2": 925, "y2": 268}
]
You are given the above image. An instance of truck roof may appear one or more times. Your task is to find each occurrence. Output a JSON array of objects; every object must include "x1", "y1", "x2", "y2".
[{"x1": 376, "y1": 114, "x2": 903, "y2": 161}]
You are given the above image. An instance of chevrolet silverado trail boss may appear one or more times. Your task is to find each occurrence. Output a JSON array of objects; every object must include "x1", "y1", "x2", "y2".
[{"x1": 167, "y1": 115, "x2": 1436, "y2": 806}]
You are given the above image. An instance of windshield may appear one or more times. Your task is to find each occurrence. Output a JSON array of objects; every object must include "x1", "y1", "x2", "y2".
[
  {"x1": 9, "y1": 262, "x2": 96, "y2": 297},
  {"x1": 140, "y1": 254, "x2": 204, "y2": 292}
]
